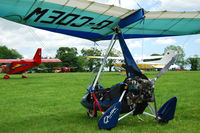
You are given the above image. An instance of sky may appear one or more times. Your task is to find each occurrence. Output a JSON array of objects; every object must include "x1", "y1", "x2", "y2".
[{"x1": 0, "y1": 0, "x2": 199, "y2": 59}]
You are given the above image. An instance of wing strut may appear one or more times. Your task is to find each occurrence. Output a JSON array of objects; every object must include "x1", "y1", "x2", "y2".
[
  {"x1": 89, "y1": 8, "x2": 145, "y2": 91},
  {"x1": 89, "y1": 31, "x2": 117, "y2": 92}
]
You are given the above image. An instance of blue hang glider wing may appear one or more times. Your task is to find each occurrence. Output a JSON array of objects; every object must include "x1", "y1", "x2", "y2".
[{"x1": 0, "y1": 0, "x2": 199, "y2": 41}]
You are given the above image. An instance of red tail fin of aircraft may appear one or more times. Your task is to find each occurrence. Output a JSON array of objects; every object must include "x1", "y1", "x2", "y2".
[{"x1": 33, "y1": 48, "x2": 42, "y2": 64}]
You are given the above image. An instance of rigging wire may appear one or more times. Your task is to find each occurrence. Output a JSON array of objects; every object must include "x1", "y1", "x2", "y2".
[
  {"x1": 26, "y1": 27, "x2": 50, "y2": 57},
  {"x1": 140, "y1": 0, "x2": 167, "y2": 11},
  {"x1": 0, "y1": 39, "x2": 4, "y2": 46},
  {"x1": 113, "y1": 0, "x2": 121, "y2": 7},
  {"x1": 180, "y1": 35, "x2": 191, "y2": 52},
  {"x1": 118, "y1": 0, "x2": 121, "y2": 6},
  {"x1": 132, "y1": 0, "x2": 142, "y2": 9}
]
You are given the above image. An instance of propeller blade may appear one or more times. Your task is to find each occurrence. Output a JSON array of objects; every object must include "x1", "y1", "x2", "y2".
[{"x1": 156, "y1": 57, "x2": 176, "y2": 80}]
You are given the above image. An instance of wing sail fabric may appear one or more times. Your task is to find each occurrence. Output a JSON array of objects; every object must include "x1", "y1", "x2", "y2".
[{"x1": 0, "y1": 0, "x2": 199, "y2": 41}]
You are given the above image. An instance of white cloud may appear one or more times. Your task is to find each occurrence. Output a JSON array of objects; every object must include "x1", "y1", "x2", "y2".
[
  {"x1": 115, "y1": 0, "x2": 138, "y2": 9},
  {"x1": 95, "y1": 0, "x2": 200, "y2": 11},
  {"x1": 157, "y1": 0, "x2": 200, "y2": 11},
  {"x1": 0, "y1": 19, "x2": 94, "y2": 58},
  {"x1": 195, "y1": 38, "x2": 200, "y2": 44},
  {"x1": 91, "y1": 0, "x2": 139, "y2": 9},
  {"x1": 154, "y1": 38, "x2": 176, "y2": 45},
  {"x1": 128, "y1": 41, "x2": 142, "y2": 49}
]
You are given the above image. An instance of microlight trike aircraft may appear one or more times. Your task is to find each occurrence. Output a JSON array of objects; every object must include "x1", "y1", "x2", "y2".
[
  {"x1": 0, "y1": 48, "x2": 61, "y2": 79},
  {"x1": 0, "y1": 0, "x2": 199, "y2": 129}
]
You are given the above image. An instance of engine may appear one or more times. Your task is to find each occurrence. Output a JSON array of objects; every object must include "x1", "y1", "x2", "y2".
[
  {"x1": 124, "y1": 77, "x2": 153, "y2": 109},
  {"x1": 81, "y1": 76, "x2": 154, "y2": 114}
]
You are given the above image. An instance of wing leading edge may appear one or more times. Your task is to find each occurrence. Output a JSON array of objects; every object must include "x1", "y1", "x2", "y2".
[
  {"x1": 0, "y1": 0, "x2": 199, "y2": 41},
  {"x1": 0, "y1": 59, "x2": 21, "y2": 63},
  {"x1": 41, "y1": 59, "x2": 61, "y2": 63}
]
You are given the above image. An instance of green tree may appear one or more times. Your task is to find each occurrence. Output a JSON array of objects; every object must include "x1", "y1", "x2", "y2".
[
  {"x1": 106, "y1": 48, "x2": 122, "y2": 72},
  {"x1": 41, "y1": 57, "x2": 62, "y2": 73},
  {"x1": 0, "y1": 45, "x2": 22, "y2": 59},
  {"x1": 77, "y1": 56, "x2": 88, "y2": 72},
  {"x1": 187, "y1": 55, "x2": 200, "y2": 71},
  {"x1": 164, "y1": 45, "x2": 185, "y2": 69},
  {"x1": 81, "y1": 47, "x2": 102, "y2": 72},
  {"x1": 56, "y1": 47, "x2": 79, "y2": 71}
]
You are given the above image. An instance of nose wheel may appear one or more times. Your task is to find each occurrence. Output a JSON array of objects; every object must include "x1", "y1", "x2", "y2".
[{"x1": 3, "y1": 75, "x2": 10, "y2": 79}]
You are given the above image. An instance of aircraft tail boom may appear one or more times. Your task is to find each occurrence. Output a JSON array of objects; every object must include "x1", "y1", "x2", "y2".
[{"x1": 149, "y1": 50, "x2": 177, "y2": 65}]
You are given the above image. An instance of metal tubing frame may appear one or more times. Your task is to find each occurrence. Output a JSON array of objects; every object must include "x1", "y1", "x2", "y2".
[
  {"x1": 118, "y1": 110, "x2": 134, "y2": 121},
  {"x1": 152, "y1": 84, "x2": 159, "y2": 120},
  {"x1": 148, "y1": 103, "x2": 156, "y2": 115},
  {"x1": 90, "y1": 32, "x2": 117, "y2": 91},
  {"x1": 118, "y1": 103, "x2": 135, "y2": 121},
  {"x1": 118, "y1": 103, "x2": 156, "y2": 121},
  {"x1": 143, "y1": 112, "x2": 156, "y2": 118},
  {"x1": 119, "y1": 90, "x2": 126, "y2": 102},
  {"x1": 118, "y1": 107, "x2": 157, "y2": 122},
  {"x1": 137, "y1": 115, "x2": 144, "y2": 121}
]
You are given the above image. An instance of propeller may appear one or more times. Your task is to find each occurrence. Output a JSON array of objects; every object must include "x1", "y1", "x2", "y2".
[
  {"x1": 151, "y1": 57, "x2": 176, "y2": 84},
  {"x1": 150, "y1": 57, "x2": 176, "y2": 120},
  {"x1": 122, "y1": 57, "x2": 176, "y2": 82}
]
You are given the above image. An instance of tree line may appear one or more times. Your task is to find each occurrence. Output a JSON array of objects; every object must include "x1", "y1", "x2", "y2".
[
  {"x1": 0, "y1": 45, "x2": 200, "y2": 71},
  {"x1": 53, "y1": 47, "x2": 121, "y2": 72}
]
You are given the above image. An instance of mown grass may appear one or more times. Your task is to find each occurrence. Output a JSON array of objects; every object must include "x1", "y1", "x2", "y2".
[{"x1": 0, "y1": 71, "x2": 199, "y2": 133}]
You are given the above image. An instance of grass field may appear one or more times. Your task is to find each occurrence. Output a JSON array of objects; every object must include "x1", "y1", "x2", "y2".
[{"x1": 0, "y1": 71, "x2": 200, "y2": 133}]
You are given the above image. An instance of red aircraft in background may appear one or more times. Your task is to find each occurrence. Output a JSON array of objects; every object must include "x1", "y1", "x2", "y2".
[
  {"x1": 0, "y1": 48, "x2": 61, "y2": 79},
  {"x1": 54, "y1": 67, "x2": 77, "y2": 73}
]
